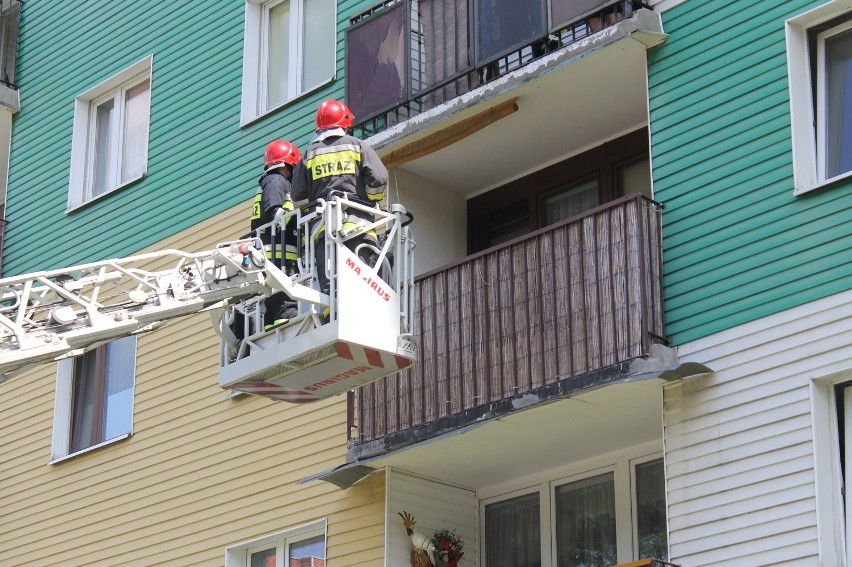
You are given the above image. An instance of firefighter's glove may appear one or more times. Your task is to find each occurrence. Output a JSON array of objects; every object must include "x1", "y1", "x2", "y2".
[{"x1": 281, "y1": 200, "x2": 295, "y2": 227}]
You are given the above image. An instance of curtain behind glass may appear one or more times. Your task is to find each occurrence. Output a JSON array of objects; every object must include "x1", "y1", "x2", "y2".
[
  {"x1": 302, "y1": 0, "x2": 335, "y2": 91},
  {"x1": 825, "y1": 28, "x2": 852, "y2": 178},
  {"x1": 268, "y1": 1, "x2": 291, "y2": 107},
  {"x1": 485, "y1": 492, "x2": 541, "y2": 567},
  {"x1": 92, "y1": 98, "x2": 115, "y2": 198},
  {"x1": 70, "y1": 349, "x2": 102, "y2": 453},
  {"x1": 636, "y1": 459, "x2": 668, "y2": 561},
  {"x1": 121, "y1": 78, "x2": 150, "y2": 184},
  {"x1": 542, "y1": 179, "x2": 598, "y2": 226},
  {"x1": 555, "y1": 472, "x2": 616, "y2": 567}
]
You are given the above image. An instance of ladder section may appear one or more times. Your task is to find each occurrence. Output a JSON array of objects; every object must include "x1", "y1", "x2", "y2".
[{"x1": 0, "y1": 241, "x2": 325, "y2": 381}]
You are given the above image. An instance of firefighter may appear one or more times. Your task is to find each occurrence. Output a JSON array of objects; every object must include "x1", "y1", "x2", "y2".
[
  {"x1": 292, "y1": 99, "x2": 388, "y2": 321},
  {"x1": 253, "y1": 140, "x2": 302, "y2": 330}
]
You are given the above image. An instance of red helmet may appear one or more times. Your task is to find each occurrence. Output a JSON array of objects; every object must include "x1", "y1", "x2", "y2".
[
  {"x1": 315, "y1": 99, "x2": 354, "y2": 132},
  {"x1": 264, "y1": 140, "x2": 301, "y2": 168}
]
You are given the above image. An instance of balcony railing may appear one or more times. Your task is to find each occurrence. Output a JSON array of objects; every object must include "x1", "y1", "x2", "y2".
[
  {"x1": 348, "y1": 0, "x2": 650, "y2": 138},
  {"x1": 348, "y1": 194, "x2": 665, "y2": 448}
]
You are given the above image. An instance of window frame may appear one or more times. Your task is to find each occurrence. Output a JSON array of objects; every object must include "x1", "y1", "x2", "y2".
[
  {"x1": 68, "y1": 56, "x2": 152, "y2": 211},
  {"x1": 50, "y1": 336, "x2": 138, "y2": 464},
  {"x1": 478, "y1": 447, "x2": 666, "y2": 567},
  {"x1": 241, "y1": 0, "x2": 337, "y2": 125},
  {"x1": 786, "y1": 2, "x2": 852, "y2": 196},
  {"x1": 811, "y1": 370, "x2": 852, "y2": 566},
  {"x1": 225, "y1": 519, "x2": 328, "y2": 567},
  {"x1": 467, "y1": 128, "x2": 649, "y2": 254}
]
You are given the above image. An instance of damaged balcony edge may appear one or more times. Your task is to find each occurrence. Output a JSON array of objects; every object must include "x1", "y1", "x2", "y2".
[
  {"x1": 365, "y1": 8, "x2": 666, "y2": 153},
  {"x1": 347, "y1": 360, "x2": 640, "y2": 462}
]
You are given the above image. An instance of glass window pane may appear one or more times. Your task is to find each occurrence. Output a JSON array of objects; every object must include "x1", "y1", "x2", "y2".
[
  {"x1": 103, "y1": 336, "x2": 136, "y2": 440},
  {"x1": 92, "y1": 97, "x2": 115, "y2": 197},
  {"x1": 485, "y1": 492, "x2": 541, "y2": 567},
  {"x1": 551, "y1": 0, "x2": 609, "y2": 29},
  {"x1": 477, "y1": 0, "x2": 544, "y2": 63},
  {"x1": 345, "y1": 3, "x2": 406, "y2": 120},
  {"x1": 636, "y1": 459, "x2": 668, "y2": 561},
  {"x1": 555, "y1": 472, "x2": 616, "y2": 567},
  {"x1": 618, "y1": 158, "x2": 651, "y2": 199},
  {"x1": 70, "y1": 350, "x2": 101, "y2": 453},
  {"x1": 268, "y1": 1, "x2": 291, "y2": 107},
  {"x1": 250, "y1": 547, "x2": 277, "y2": 567},
  {"x1": 302, "y1": 0, "x2": 335, "y2": 92},
  {"x1": 289, "y1": 533, "x2": 325, "y2": 565},
  {"x1": 825, "y1": 28, "x2": 852, "y2": 178},
  {"x1": 542, "y1": 179, "x2": 598, "y2": 226},
  {"x1": 121, "y1": 78, "x2": 150, "y2": 183}
]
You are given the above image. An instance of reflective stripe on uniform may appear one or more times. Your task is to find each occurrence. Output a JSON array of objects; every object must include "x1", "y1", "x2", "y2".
[
  {"x1": 365, "y1": 185, "x2": 384, "y2": 201},
  {"x1": 304, "y1": 145, "x2": 362, "y2": 181},
  {"x1": 251, "y1": 192, "x2": 262, "y2": 221}
]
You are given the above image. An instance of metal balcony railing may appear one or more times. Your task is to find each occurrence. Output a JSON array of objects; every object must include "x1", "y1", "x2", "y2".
[
  {"x1": 348, "y1": 194, "x2": 665, "y2": 446},
  {"x1": 349, "y1": 0, "x2": 650, "y2": 138}
]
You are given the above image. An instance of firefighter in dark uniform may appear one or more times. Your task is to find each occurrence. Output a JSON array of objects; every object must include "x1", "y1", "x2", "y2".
[
  {"x1": 292, "y1": 99, "x2": 388, "y2": 321},
  {"x1": 253, "y1": 140, "x2": 302, "y2": 330}
]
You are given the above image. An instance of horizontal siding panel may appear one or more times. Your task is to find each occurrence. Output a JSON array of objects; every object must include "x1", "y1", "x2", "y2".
[
  {"x1": 649, "y1": 0, "x2": 852, "y2": 345},
  {"x1": 663, "y1": 290, "x2": 852, "y2": 565},
  {"x1": 0, "y1": 198, "x2": 386, "y2": 566},
  {"x1": 2, "y1": 0, "x2": 341, "y2": 277}
]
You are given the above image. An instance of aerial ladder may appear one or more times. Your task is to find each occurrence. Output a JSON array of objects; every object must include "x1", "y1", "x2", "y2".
[{"x1": 0, "y1": 195, "x2": 416, "y2": 403}]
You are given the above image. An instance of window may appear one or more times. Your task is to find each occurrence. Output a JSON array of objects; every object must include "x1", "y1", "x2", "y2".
[
  {"x1": 555, "y1": 472, "x2": 617, "y2": 567},
  {"x1": 468, "y1": 129, "x2": 648, "y2": 253},
  {"x1": 51, "y1": 336, "x2": 137, "y2": 461},
  {"x1": 226, "y1": 520, "x2": 327, "y2": 567},
  {"x1": 68, "y1": 57, "x2": 152, "y2": 210},
  {"x1": 241, "y1": 0, "x2": 336, "y2": 123},
  {"x1": 481, "y1": 455, "x2": 667, "y2": 566},
  {"x1": 484, "y1": 492, "x2": 541, "y2": 567},
  {"x1": 787, "y1": 3, "x2": 852, "y2": 194}
]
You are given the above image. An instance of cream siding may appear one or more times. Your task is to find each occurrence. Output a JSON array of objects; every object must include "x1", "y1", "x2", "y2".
[
  {"x1": 386, "y1": 468, "x2": 477, "y2": 567},
  {"x1": 0, "y1": 200, "x2": 386, "y2": 566},
  {"x1": 662, "y1": 288, "x2": 852, "y2": 566}
]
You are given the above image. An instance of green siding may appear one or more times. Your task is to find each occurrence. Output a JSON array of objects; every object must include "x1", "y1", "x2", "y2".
[
  {"x1": 648, "y1": 0, "x2": 852, "y2": 346},
  {"x1": 3, "y1": 0, "x2": 373, "y2": 276}
]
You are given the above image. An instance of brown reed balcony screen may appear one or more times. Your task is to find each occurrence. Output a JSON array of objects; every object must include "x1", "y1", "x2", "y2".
[{"x1": 350, "y1": 194, "x2": 664, "y2": 445}]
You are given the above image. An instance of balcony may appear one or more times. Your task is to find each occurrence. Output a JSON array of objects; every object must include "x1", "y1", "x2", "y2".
[
  {"x1": 347, "y1": 0, "x2": 654, "y2": 138},
  {"x1": 348, "y1": 194, "x2": 665, "y2": 457}
]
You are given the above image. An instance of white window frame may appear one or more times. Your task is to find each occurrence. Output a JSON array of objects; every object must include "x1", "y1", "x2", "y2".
[
  {"x1": 811, "y1": 369, "x2": 852, "y2": 566},
  {"x1": 225, "y1": 519, "x2": 327, "y2": 567},
  {"x1": 50, "y1": 336, "x2": 138, "y2": 464},
  {"x1": 478, "y1": 444, "x2": 665, "y2": 567},
  {"x1": 786, "y1": 1, "x2": 852, "y2": 195},
  {"x1": 241, "y1": 0, "x2": 337, "y2": 125},
  {"x1": 68, "y1": 56, "x2": 152, "y2": 211}
]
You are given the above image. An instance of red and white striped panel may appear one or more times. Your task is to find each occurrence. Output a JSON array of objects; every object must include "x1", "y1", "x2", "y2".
[{"x1": 333, "y1": 341, "x2": 413, "y2": 372}]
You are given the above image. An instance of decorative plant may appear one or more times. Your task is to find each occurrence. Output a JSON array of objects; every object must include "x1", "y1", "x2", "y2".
[{"x1": 431, "y1": 528, "x2": 464, "y2": 567}]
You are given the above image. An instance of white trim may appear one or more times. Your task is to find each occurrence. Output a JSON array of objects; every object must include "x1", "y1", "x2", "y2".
[
  {"x1": 240, "y1": 0, "x2": 337, "y2": 126},
  {"x1": 810, "y1": 369, "x2": 852, "y2": 566},
  {"x1": 786, "y1": 1, "x2": 852, "y2": 195},
  {"x1": 647, "y1": 0, "x2": 687, "y2": 12},
  {"x1": 50, "y1": 336, "x2": 138, "y2": 462},
  {"x1": 68, "y1": 55, "x2": 153, "y2": 211},
  {"x1": 478, "y1": 442, "x2": 664, "y2": 566},
  {"x1": 225, "y1": 518, "x2": 327, "y2": 567}
]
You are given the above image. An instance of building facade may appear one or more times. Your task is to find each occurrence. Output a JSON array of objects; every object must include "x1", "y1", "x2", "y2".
[{"x1": 2, "y1": 0, "x2": 850, "y2": 566}]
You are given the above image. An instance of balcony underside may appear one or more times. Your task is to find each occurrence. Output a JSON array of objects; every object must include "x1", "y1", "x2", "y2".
[{"x1": 368, "y1": 8, "x2": 666, "y2": 198}]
